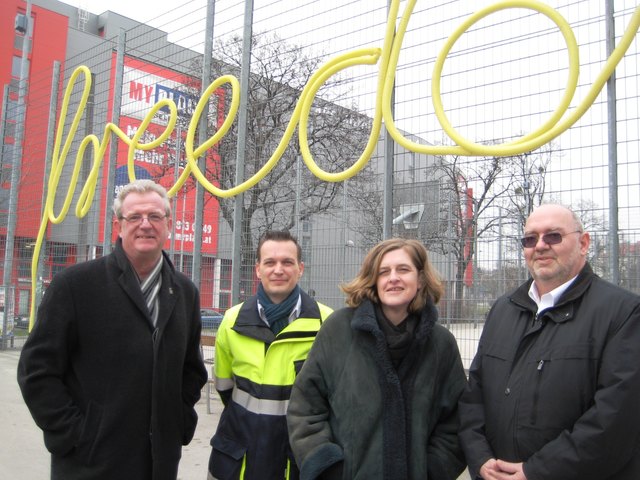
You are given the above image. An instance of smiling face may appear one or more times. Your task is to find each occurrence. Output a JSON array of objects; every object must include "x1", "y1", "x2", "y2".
[
  {"x1": 376, "y1": 247, "x2": 423, "y2": 324},
  {"x1": 524, "y1": 204, "x2": 590, "y2": 295},
  {"x1": 255, "y1": 239, "x2": 304, "y2": 304},
  {"x1": 115, "y1": 191, "x2": 171, "y2": 268}
]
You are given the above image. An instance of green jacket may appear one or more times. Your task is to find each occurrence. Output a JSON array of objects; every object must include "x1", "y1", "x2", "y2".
[{"x1": 287, "y1": 300, "x2": 467, "y2": 480}]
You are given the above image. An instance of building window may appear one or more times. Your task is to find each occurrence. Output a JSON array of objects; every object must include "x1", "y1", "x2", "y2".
[
  {"x1": 48, "y1": 243, "x2": 70, "y2": 277},
  {"x1": 1, "y1": 142, "x2": 14, "y2": 185},
  {"x1": 180, "y1": 254, "x2": 193, "y2": 277},
  {"x1": 217, "y1": 258, "x2": 232, "y2": 311},
  {"x1": 18, "y1": 288, "x2": 30, "y2": 316},
  {"x1": 17, "y1": 238, "x2": 34, "y2": 279},
  {"x1": 219, "y1": 258, "x2": 232, "y2": 291},
  {"x1": 6, "y1": 94, "x2": 18, "y2": 117},
  {"x1": 14, "y1": 13, "x2": 28, "y2": 35},
  {"x1": 11, "y1": 55, "x2": 22, "y2": 79}
]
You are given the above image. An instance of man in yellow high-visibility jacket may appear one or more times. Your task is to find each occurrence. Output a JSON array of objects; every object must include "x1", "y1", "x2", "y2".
[{"x1": 208, "y1": 231, "x2": 332, "y2": 480}]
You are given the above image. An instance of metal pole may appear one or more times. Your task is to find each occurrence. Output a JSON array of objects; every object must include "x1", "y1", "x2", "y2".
[
  {"x1": 605, "y1": 0, "x2": 620, "y2": 284},
  {"x1": 192, "y1": 0, "x2": 216, "y2": 287},
  {"x1": 0, "y1": 85, "x2": 9, "y2": 172},
  {"x1": 498, "y1": 206, "x2": 504, "y2": 295},
  {"x1": 78, "y1": 73, "x2": 96, "y2": 263},
  {"x1": 103, "y1": 28, "x2": 125, "y2": 254},
  {"x1": 34, "y1": 61, "x2": 62, "y2": 314},
  {"x1": 341, "y1": 180, "x2": 349, "y2": 282},
  {"x1": 0, "y1": 84, "x2": 9, "y2": 347},
  {"x1": 2, "y1": 0, "x2": 32, "y2": 349},
  {"x1": 180, "y1": 186, "x2": 186, "y2": 271},
  {"x1": 382, "y1": 0, "x2": 395, "y2": 240},
  {"x1": 231, "y1": 0, "x2": 254, "y2": 304},
  {"x1": 295, "y1": 155, "x2": 301, "y2": 240},
  {"x1": 169, "y1": 123, "x2": 181, "y2": 260}
]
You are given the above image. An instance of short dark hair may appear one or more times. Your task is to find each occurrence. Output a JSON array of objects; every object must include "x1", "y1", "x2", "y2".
[{"x1": 256, "y1": 231, "x2": 302, "y2": 262}]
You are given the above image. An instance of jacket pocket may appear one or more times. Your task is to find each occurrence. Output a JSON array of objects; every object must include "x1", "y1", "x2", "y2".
[
  {"x1": 537, "y1": 342, "x2": 598, "y2": 416},
  {"x1": 530, "y1": 359, "x2": 546, "y2": 425},
  {"x1": 182, "y1": 402, "x2": 198, "y2": 444},
  {"x1": 480, "y1": 342, "x2": 512, "y2": 391},
  {"x1": 75, "y1": 401, "x2": 104, "y2": 466},
  {"x1": 483, "y1": 342, "x2": 511, "y2": 361},
  {"x1": 293, "y1": 359, "x2": 305, "y2": 376},
  {"x1": 209, "y1": 434, "x2": 247, "y2": 480},
  {"x1": 517, "y1": 342, "x2": 597, "y2": 457}
]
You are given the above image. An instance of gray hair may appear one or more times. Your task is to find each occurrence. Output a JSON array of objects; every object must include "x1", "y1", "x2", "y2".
[{"x1": 113, "y1": 179, "x2": 170, "y2": 219}]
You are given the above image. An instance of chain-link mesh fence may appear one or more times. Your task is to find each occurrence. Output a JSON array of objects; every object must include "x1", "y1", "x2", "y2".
[{"x1": 2, "y1": 0, "x2": 639, "y2": 368}]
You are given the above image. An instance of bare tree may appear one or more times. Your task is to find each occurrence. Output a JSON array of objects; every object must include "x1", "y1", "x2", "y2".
[
  {"x1": 189, "y1": 33, "x2": 372, "y2": 297},
  {"x1": 619, "y1": 236, "x2": 640, "y2": 293},
  {"x1": 340, "y1": 172, "x2": 383, "y2": 254},
  {"x1": 430, "y1": 152, "x2": 515, "y2": 321},
  {"x1": 503, "y1": 140, "x2": 557, "y2": 234},
  {"x1": 570, "y1": 199, "x2": 607, "y2": 276}
]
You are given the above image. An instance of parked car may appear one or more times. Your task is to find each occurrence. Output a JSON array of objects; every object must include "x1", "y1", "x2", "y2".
[
  {"x1": 14, "y1": 315, "x2": 29, "y2": 330},
  {"x1": 200, "y1": 310, "x2": 223, "y2": 331}
]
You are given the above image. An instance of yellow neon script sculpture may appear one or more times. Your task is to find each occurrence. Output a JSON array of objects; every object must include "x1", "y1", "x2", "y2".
[{"x1": 28, "y1": 0, "x2": 640, "y2": 327}]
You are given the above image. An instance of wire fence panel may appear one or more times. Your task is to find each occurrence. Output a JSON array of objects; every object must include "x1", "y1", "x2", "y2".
[{"x1": 1, "y1": 0, "x2": 639, "y2": 368}]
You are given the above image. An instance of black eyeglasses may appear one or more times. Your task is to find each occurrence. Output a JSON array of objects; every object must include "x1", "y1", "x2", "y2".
[
  {"x1": 120, "y1": 213, "x2": 167, "y2": 225},
  {"x1": 520, "y1": 230, "x2": 581, "y2": 248}
]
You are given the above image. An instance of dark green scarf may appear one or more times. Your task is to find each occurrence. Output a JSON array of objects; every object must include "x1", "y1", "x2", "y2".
[{"x1": 257, "y1": 283, "x2": 300, "y2": 335}]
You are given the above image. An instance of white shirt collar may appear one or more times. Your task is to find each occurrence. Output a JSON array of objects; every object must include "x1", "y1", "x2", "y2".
[{"x1": 528, "y1": 275, "x2": 578, "y2": 313}]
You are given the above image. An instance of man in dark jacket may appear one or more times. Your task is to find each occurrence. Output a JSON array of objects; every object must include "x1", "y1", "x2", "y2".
[
  {"x1": 459, "y1": 204, "x2": 640, "y2": 480},
  {"x1": 208, "y1": 231, "x2": 332, "y2": 480},
  {"x1": 17, "y1": 179, "x2": 208, "y2": 480}
]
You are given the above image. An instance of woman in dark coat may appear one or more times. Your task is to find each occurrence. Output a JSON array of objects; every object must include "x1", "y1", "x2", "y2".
[{"x1": 287, "y1": 238, "x2": 467, "y2": 480}]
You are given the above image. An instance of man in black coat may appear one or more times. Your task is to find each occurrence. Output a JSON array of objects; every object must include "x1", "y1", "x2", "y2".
[
  {"x1": 17, "y1": 179, "x2": 208, "y2": 480},
  {"x1": 459, "y1": 204, "x2": 640, "y2": 480}
]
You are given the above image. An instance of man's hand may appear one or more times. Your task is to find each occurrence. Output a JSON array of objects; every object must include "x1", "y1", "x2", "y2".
[
  {"x1": 479, "y1": 458, "x2": 501, "y2": 478},
  {"x1": 479, "y1": 459, "x2": 527, "y2": 480}
]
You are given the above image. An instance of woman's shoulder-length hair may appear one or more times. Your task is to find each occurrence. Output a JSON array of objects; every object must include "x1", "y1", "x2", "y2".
[{"x1": 340, "y1": 238, "x2": 444, "y2": 312}]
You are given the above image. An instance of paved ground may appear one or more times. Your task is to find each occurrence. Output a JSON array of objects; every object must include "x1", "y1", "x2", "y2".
[
  {"x1": 0, "y1": 348, "x2": 222, "y2": 480},
  {"x1": 1, "y1": 347, "x2": 471, "y2": 479}
]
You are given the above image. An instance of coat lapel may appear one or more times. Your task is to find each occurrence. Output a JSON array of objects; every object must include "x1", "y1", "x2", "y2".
[
  {"x1": 117, "y1": 264, "x2": 151, "y2": 323},
  {"x1": 156, "y1": 262, "x2": 177, "y2": 330},
  {"x1": 112, "y1": 239, "x2": 155, "y2": 326},
  {"x1": 111, "y1": 239, "x2": 178, "y2": 330}
]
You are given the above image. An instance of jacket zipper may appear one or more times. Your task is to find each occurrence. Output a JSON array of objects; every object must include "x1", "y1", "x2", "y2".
[{"x1": 531, "y1": 359, "x2": 545, "y2": 425}]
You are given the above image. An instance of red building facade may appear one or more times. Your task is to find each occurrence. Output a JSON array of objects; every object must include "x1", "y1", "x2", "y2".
[{"x1": 0, "y1": 0, "x2": 225, "y2": 317}]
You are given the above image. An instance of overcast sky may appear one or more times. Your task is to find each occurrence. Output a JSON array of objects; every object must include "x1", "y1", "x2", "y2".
[
  {"x1": 52, "y1": 0, "x2": 640, "y2": 233},
  {"x1": 59, "y1": 0, "x2": 202, "y2": 28},
  {"x1": 61, "y1": 0, "x2": 149, "y2": 17}
]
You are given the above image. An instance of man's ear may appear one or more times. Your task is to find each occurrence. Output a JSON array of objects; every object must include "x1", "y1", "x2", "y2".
[
  {"x1": 579, "y1": 231, "x2": 591, "y2": 256},
  {"x1": 113, "y1": 217, "x2": 122, "y2": 237}
]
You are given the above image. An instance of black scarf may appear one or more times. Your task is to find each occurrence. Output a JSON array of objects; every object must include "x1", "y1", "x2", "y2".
[
  {"x1": 375, "y1": 305, "x2": 418, "y2": 368},
  {"x1": 257, "y1": 283, "x2": 300, "y2": 335}
]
